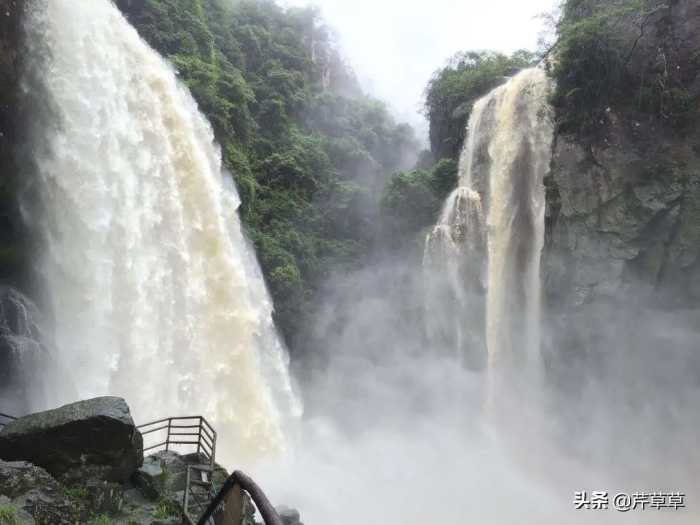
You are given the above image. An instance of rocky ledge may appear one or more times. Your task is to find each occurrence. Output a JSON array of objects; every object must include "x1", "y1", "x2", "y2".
[{"x1": 0, "y1": 397, "x2": 302, "y2": 525}]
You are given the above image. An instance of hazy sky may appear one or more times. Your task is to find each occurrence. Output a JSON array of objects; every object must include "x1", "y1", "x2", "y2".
[{"x1": 283, "y1": 0, "x2": 559, "y2": 140}]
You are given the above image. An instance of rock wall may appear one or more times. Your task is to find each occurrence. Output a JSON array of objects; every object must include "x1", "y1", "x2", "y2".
[
  {"x1": 544, "y1": 113, "x2": 700, "y2": 310},
  {"x1": 0, "y1": 0, "x2": 29, "y2": 292},
  {"x1": 543, "y1": 0, "x2": 700, "y2": 387}
]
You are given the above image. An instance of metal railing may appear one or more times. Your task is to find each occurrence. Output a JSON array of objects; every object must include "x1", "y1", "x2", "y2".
[
  {"x1": 183, "y1": 462, "x2": 217, "y2": 523},
  {"x1": 0, "y1": 412, "x2": 16, "y2": 431},
  {"x1": 195, "y1": 470, "x2": 284, "y2": 525},
  {"x1": 138, "y1": 416, "x2": 220, "y2": 524},
  {"x1": 137, "y1": 417, "x2": 281, "y2": 525},
  {"x1": 137, "y1": 416, "x2": 217, "y2": 466}
]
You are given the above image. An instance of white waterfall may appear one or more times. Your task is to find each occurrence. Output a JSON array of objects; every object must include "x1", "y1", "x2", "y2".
[
  {"x1": 23, "y1": 0, "x2": 300, "y2": 459},
  {"x1": 424, "y1": 68, "x2": 554, "y2": 389}
]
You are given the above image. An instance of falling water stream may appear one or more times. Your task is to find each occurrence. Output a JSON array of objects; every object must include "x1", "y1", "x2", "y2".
[
  {"x1": 23, "y1": 0, "x2": 300, "y2": 460},
  {"x1": 425, "y1": 67, "x2": 554, "y2": 398}
]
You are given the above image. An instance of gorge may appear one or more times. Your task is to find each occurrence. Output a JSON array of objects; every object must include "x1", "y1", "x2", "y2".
[{"x1": 0, "y1": 0, "x2": 699, "y2": 523}]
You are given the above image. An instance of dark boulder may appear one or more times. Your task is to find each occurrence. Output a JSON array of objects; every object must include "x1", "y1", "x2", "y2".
[
  {"x1": 276, "y1": 505, "x2": 304, "y2": 525},
  {"x1": 0, "y1": 396, "x2": 143, "y2": 482}
]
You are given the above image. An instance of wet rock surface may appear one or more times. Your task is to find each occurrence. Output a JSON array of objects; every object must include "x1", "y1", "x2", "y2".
[
  {"x1": 0, "y1": 287, "x2": 65, "y2": 416},
  {"x1": 0, "y1": 397, "x2": 144, "y2": 483}
]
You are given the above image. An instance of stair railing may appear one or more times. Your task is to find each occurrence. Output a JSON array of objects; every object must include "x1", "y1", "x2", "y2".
[
  {"x1": 0, "y1": 412, "x2": 16, "y2": 431},
  {"x1": 137, "y1": 416, "x2": 282, "y2": 525},
  {"x1": 138, "y1": 416, "x2": 220, "y2": 523},
  {"x1": 195, "y1": 470, "x2": 284, "y2": 525},
  {"x1": 137, "y1": 415, "x2": 217, "y2": 467}
]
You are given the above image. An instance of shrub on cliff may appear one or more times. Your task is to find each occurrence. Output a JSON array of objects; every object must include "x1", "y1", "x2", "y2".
[
  {"x1": 550, "y1": 0, "x2": 698, "y2": 135},
  {"x1": 424, "y1": 50, "x2": 536, "y2": 161}
]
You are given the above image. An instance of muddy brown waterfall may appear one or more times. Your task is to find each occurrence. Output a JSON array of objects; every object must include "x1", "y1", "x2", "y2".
[
  {"x1": 424, "y1": 67, "x2": 554, "y2": 402},
  {"x1": 22, "y1": 0, "x2": 301, "y2": 461}
]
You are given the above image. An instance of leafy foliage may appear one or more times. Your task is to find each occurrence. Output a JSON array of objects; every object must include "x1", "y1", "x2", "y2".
[
  {"x1": 0, "y1": 506, "x2": 20, "y2": 525},
  {"x1": 124, "y1": 0, "x2": 418, "y2": 352},
  {"x1": 550, "y1": 0, "x2": 699, "y2": 134},
  {"x1": 381, "y1": 158, "x2": 458, "y2": 244},
  {"x1": 153, "y1": 498, "x2": 180, "y2": 519},
  {"x1": 424, "y1": 50, "x2": 536, "y2": 160}
]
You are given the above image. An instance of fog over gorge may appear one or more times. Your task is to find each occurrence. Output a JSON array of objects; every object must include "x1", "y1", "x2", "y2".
[
  {"x1": 282, "y1": 0, "x2": 558, "y2": 136},
  {"x1": 0, "y1": 0, "x2": 699, "y2": 524}
]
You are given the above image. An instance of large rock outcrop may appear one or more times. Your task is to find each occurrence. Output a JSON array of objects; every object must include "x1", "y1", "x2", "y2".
[
  {"x1": 542, "y1": 0, "x2": 700, "y2": 415},
  {"x1": 0, "y1": 397, "x2": 144, "y2": 483},
  {"x1": 0, "y1": 452, "x2": 196, "y2": 525},
  {"x1": 544, "y1": 114, "x2": 700, "y2": 310}
]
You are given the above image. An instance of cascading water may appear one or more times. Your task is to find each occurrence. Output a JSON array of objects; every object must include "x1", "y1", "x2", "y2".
[
  {"x1": 424, "y1": 67, "x2": 554, "y2": 396},
  {"x1": 22, "y1": 0, "x2": 300, "y2": 459}
]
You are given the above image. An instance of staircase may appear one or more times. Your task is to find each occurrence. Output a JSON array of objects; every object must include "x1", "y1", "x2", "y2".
[{"x1": 138, "y1": 416, "x2": 283, "y2": 525}]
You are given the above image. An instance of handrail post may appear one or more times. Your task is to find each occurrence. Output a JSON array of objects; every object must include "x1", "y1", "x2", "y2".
[
  {"x1": 166, "y1": 418, "x2": 171, "y2": 452},
  {"x1": 184, "y1": 465, "x2": 191, "y2": 516},
  {"x1": 210, "y1": 426, "x2": 217, "y2": 469},
  {"x1": 197, "y1": 416, "x2": 202, "y2": 456}
]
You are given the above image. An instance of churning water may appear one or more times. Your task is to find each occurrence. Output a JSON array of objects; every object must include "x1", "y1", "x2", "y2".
[{"x1": 23, "y1": 0, "x2": 300, "y2": 459}]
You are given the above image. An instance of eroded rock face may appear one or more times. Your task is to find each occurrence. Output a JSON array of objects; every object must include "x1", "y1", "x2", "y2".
[
  {"x1": 0, "y1": 396, "x2": 144, "y2": 482},
  {"x1": 0, "y1": 286, "x2": 65, "y2": 415},
  {"x1": 544, "y1": 119, "x2": 700, "y2": 310},
  {"x1": 541, "y1": 0, "x2": 700, "y2": 439},
  {"x1": 0, "y1": 454, "x2": 186, "y2": 525},
  {"x1": 0, "y1": 0, "x2": 30, "y2": 288},
  {"x1": 543, "y1": 0, "x2": 700, "y2": 327},
  {"x1": 0, "y1": 460, "x2": 86, "y2": 525}
]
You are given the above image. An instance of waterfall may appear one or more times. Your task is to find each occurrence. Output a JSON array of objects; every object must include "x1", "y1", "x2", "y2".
[
  {"x1": 22, "y1": 0, "x2": 301, "y2": 459},
  {"x1": 424, "y1": 68, "x2": 554, "y2": 390}
]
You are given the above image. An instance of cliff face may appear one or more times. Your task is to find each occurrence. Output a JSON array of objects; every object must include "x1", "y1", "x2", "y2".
[
  {"x1": 0, "y1": 0, "x2": 29, "y2": 292},
  {"x1": 543, "y1": 0, "x2": 700, "y2": 373},
  {"x1": 544, "y1": 113, "x2": 700, "y2": 310}
]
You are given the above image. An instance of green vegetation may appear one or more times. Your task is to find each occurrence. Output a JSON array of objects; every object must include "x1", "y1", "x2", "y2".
[
  {"x1": 153, "y1": 498, "x2": 180, "y2": 519},
  {"x1": 424, "y1": 50, "x2": 536, "y2": 161},
  {"x1": 0, "y1": 506, "x2": 20, "y2": 525},
  {"x1": 63, "y1": 484, "x2": 90, "y2": 501},
  {"x1": 88, "y1": 515, "x2": 110, "y2": 525},
  {"x1": 124, "y1": 0, "x2": 418, "y2": 350},
  {"x1": 381, "y1": 158, "x2": 458, "y2": 244},
  {"x1": 550, "y1": 0, "x2": 699, "y2": 134}
]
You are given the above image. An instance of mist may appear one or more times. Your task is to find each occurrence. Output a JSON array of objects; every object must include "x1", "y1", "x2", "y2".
[
  {"x1": 247, "y1": 57, "x2": 700, "y2": 524},
  {"x1": 281, "y1": 0, "x2": 559, "y2": 138},
  {"x1": 252, "y1": 252, "x2": 700, "y2": 524}
]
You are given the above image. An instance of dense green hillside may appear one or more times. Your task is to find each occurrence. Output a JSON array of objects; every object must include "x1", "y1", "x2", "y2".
[{"x1": 118, "y1": 0, "x2": 421, "y2": 352}]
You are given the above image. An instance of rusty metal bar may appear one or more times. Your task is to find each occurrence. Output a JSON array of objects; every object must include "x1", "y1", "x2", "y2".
[
  {"x1": 165, "y1": 418, "x2": 171, "y2": 451},
  {"x1": 197, "y1": 470, "x2": 283, "y2": 525},
  {"x1": 183, "y1": 464, "x2": 192, "y2": 516},
  {"x1": 199, "y1": 425, "x2": 214, "y2": 442},
  {"x1": 143, "y1": 441, "x2": 169, "y2": 452},
  {"x1": 139, "y1": 424, "x2": 170, "y2": 435},
  {"x1": 139, "y1": 413, "x2": 220, "y2": 524}
]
